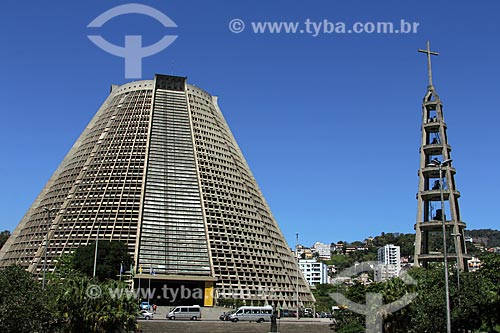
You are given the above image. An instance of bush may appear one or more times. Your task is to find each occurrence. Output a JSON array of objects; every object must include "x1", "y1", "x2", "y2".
[{"x1": 0, "y1": 266, "x2": 51, "y2": 333}]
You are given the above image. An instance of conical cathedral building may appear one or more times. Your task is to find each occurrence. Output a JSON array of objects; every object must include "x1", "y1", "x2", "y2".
[{"x1": 0, "y1": 74, "x2": 314, "y2": 307}]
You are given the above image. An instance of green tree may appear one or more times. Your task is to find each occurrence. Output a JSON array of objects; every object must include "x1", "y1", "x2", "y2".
[
  {"x1": 383, "y1": 277, "x2": 417, "y2": 332},
  {"x1": 327, "y1": 254, "x2": 351, "y2": 270},
  {"x1": 217, "y1": 298, "x2": 243, "y2": 308},
  {"x1": 477, "y1": 253, "x2": 500, "y2": 331},
  {"x1": 313, "y1": 283, "x2": 338, "y2": 313},
  {"x1": 370, "y1": 232, "x2": 415, "y2": 257},
  {"x1": 392, "y1": 233, "x2": 415, "y2": 257},
  {"x1": 51, "y1": 252, "x2": 80, "y2": 280},
  {"x1": 466, "y1": 229, "x2": 500, "y2": 247},
  {"x1": 0, "y1": 230, "x2": 11, "y2": 250},
  {"x1": 44, "y1": 243, "x2": 138, "y2": 332},
  {"x1": 48, "y1": 274, "x2": 137, "y2": 333},
  {"x1": 451, "y1": 271, "x2": 487, "y2": 331},
  {"x1": 0, "y1": 266, "x2": 51, "y2": 333},
  {"x1": 325, "y1": 257, "x2": 500, "y2": 332},
  {"x1": 406, "y1": 265, "x2": 498, "y2": 333},
  {"x1": 407, "y1": 267, "x2": 450, "y2": 332},
  {"x1": 72, "y1": 241, "x2": 131, "y2": 281},
  {"x1": 336, "y1": 315, "x2": 365, "y2": 333}
]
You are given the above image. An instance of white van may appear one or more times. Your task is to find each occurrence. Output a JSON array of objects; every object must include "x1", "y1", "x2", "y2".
[
  {"x1": 166, "y1": 305, "x2": 201, "y2": 320},
  {"x1": 228, "y1": 306, "x2": 273, "y2": 323}
]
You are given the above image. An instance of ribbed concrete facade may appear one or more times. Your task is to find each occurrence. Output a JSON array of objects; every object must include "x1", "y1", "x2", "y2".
[{"x1": 0, "y1": 74, "x2": 313, "y2": 307}]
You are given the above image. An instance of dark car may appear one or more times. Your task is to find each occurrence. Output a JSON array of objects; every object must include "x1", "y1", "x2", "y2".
[
  {"x1": 219, "y1": 311, "x2": 234, "y2": 321},
  {"x1": 280, "y1": 309, "x2": 298, "y2": 318}
]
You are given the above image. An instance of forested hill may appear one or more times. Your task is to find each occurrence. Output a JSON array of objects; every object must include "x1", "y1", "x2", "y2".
[
  {"x1": 365, "y1": 229, "x2": 500, "y2": 254},
  {"x1": 464, "y1": 229, "x2": 500, "y2": 247},
  {"x1": 336, "y1": 228, "x2": 500, "y2": 258}
]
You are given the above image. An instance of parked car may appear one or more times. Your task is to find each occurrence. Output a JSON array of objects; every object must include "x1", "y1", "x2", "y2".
[
  {"x1": 219, "y1": 310, "x2": 235, "y2": 321},
  {"x1": 280, "y1": 309, "x2": 297, "y2": 318},
  {"x1": 140, "y1": 301, "x2": 151, "y2": 311},
  {"x1": 301, "y1": 310, "x2": 313, "y2": 318},
  {"x1": 228, "y1": 306, "x2": 273, "y2": 323},
  {"x1": 139, "y1": 310, "x2": 154, "y2": 320},
  {"x1": 167, "y1": 305, "x2": 201, "y2": 320}
]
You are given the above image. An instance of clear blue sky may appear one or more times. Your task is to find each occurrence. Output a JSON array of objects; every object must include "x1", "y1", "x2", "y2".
[{"x1": 1, "y1": 1, "x2": 499, "y2": 247}]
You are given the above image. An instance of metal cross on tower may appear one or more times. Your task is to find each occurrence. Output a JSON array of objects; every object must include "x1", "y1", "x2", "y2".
[{"x1": 413, "y1": 41, "x2": 472, "y2": 272}]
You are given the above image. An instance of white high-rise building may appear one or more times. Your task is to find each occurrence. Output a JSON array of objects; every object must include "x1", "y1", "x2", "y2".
[
  {"x1": 298, "y1": 259, "x2": 328, "y2": 285},
  {"x1": 375, "y1": 244, "x2": 401, "y2": 281},
  {"x1": 312, "y1": 241, "x2": 331, "y2": 259}
]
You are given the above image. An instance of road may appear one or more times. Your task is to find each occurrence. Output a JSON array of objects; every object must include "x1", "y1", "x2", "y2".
[{"x1": 138, "y1": 306, "x2": 335, "y2": 333}]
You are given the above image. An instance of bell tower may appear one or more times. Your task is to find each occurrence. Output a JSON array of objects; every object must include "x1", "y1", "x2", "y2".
[{"x1": 414, "y1": 41, "x2": 471, "y2": 271}]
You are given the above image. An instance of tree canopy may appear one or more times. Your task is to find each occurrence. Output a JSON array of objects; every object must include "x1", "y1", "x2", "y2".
[
  {"x1": 318, "y1": 253, "x2": 500, "y2": 332},
  {"x1": 0, "y1": 230, "x2": 11, "y2": 250},
  {"x1": 0, "y1": 242, "x2": 138, "y2": 333},
  {"x1": 0, "y1": 266, "x2": 51, "y2": 333},
  {"x1": 72, "y1": 240, "x2": 132, "y2": 281}
]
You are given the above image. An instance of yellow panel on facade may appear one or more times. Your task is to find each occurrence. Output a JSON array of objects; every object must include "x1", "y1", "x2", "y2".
[{"x1": 204, "y1": 281, "x2": 214, "y2": 307}]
